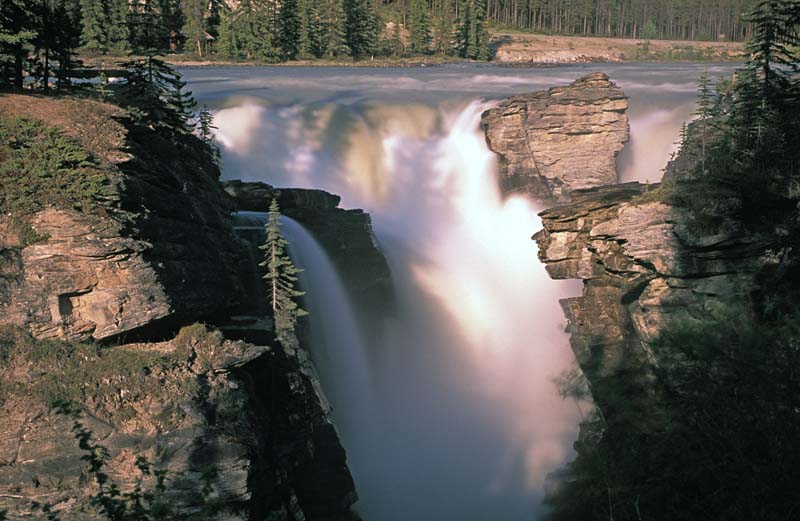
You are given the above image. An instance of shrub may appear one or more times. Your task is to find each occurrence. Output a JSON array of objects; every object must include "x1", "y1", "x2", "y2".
[{"x1": 0, "y1": 117, "x2": 114, "y2": 244}]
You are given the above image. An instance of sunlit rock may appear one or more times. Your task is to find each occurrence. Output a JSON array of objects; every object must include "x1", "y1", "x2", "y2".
[{"x1": 482, "y1": 72, "x2": 630, "y2": 202}]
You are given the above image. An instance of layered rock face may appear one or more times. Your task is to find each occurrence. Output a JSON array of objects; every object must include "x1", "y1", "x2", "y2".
[
  {"x1": 481, "y1": 72, "x2": 629, "y2": 202},
  {"x1": 534, "y1": 183, "x2": 767, "y2": 407},
  {"x1": 0, "y1": 96, "x2": 246, "y2": 342},
  {"x1": 222, "y1": 180, "x2": 393, "y2": 316},
  {"x1": 0, "y1": 96, "x2": 359, "y2": 520},
  {"x1": 0, "y1": 325, "x2": 356, "y2": 521}
]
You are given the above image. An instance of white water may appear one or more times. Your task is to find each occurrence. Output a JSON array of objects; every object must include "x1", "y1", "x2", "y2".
[
  {"x1": 281, "y1": 217, "x2": 375, "y2": 451},
  {"x1": 185, "y1": 64, "x2": 736, "y2": 520}
]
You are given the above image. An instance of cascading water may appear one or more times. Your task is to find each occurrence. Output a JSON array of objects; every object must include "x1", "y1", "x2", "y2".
[
  {"x1": 281, "y1": 217, "x2": 375, "y2": 458},
  {"x1": 185, "y1": 63, "x2": 737, "y2": 520}
]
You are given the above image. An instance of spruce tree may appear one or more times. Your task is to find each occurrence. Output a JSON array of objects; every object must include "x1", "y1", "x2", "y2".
[
  {"x1": 79, "y1": 0, "x2": 108, "y2": 53},
  {"x1": 344, "y1": 0, "x2": 378, "y2": 59},
  {"x1": 694, "y1": 70, "x2": 715, "y2": 175},
  {"x1": 119, "y1": 54, "x2": 196, "y2": 134},
  {"x1": 324, "y1": 0, "x2": 350, "y2": 58},
  {"x1": 260, "y1": 199, "x2": 308, "y2": 339},
  {"x1": 182, "y1": 0, "x2": 208, "y2": 57},
  {"x1": 0, "y1": 1, "x2": 36, "y2": 90},
  {"x1": 197, "y1": 104, "x2": 221, "y2": 166},
  {"x1": 409, "y1": 0, "x2": 432, "y2": 54},
  {"x1": 107, "y1": 0, "x2": 131, "y2": 54},
  {"x1": 276, "y1": 0, "x2": 302, "y2": 60},
  {"x1": 471, "y1": 0, "x2": 489, "y2": 60},
  {"x1": 303, "y1": 0, "x2": 326, "y2": 58},
  {"x1": 455, "y1": 0, "x2": 471, "y2": 58}
]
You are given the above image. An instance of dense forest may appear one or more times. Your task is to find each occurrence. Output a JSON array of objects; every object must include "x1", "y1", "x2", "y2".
[
  {"x1": 389, "y1": 0, "x2": 759, "y2": 41},
  {"x1": 1, "y1": 0, "x2": 756, "y2": 75}
]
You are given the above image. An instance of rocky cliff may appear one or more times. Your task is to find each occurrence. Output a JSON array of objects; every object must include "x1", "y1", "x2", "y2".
[
  {"x1": 533, "y1": 183, "x2": 768, "y2": 409},
  {"x1": 0, "y1": 95, "x2": 359, "y2": 520},
  {"x1": 481, "y1": 72, "x2": 629, "y2": 202},
  {"x1": 0, "y1": 96, "x2": 245, "y2": 342},
  {"x1": 222, "y1": 180, "x2": 393, "y2": 317}
]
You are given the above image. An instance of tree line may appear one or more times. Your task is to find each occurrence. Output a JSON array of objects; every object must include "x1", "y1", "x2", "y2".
[
  {"x1": 3, "y1": 0, "x2": 756, "y2": 76},
  {"x1": 389, "y1": 0, "x2": 758, "y2": 41}
]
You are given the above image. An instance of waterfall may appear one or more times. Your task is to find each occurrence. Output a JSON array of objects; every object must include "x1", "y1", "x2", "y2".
[
  {"x1": 281, "y1": 217, "x2": 375, "y2": 461},
  {"x1": 195, "y1": 65, "x2": 733, "y2": 520}
]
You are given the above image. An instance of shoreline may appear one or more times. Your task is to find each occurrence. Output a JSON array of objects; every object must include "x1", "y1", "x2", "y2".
[{"x1": 78, "y1": 33, "x2": 745, "y2": 70}]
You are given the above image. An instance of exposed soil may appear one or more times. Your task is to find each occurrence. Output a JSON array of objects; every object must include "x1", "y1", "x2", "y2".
[{"x1": 491, "y1": 32, "x2": 745, "y2": 64}]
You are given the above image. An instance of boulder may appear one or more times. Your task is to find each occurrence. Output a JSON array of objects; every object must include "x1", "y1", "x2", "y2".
[{"x1": 482, "y1": 72, "x2": 629, "y2": 202}]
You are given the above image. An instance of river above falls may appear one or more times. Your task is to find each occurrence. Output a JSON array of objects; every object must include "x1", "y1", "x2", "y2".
[{"x1": 182, "y1": 63, "x2": 737, "y2": 521}]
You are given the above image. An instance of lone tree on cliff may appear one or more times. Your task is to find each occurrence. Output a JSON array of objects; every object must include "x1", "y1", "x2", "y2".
[{"x1": 260, "y1": 199, "x2": 307, "y2": 339}]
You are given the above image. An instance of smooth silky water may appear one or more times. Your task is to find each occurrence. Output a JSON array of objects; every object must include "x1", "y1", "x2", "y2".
[{"x1": 183, "y1": 63, "x2": 737, "y2": 521}]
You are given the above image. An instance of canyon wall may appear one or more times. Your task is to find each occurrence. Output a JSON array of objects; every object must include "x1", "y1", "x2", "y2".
[
  {"x1": 533, "y1": 182, "x2": 769, "y2": 409},
  {"x1": 222, "y1": 180, "x2": 393, "y2": 317},
  {"x1": 0, "y1": 96, "x2": 360, "y2": 520}
]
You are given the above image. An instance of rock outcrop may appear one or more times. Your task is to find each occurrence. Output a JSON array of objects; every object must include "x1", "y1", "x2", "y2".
[
  {"x1": 0, "y1": 96, "x2": 360, "y2": 520},
  {"x1": 481, "y1": 73, "x2": 629, "y2": 202},
  {"x1": 0, "y1": 324, "x2": 356, "y2": 521},
  {"x1": 222, "y1": 180, "x2": 393, "y2": 316},
  {"x1": 0, "y1": 96, "x2": 246, "y2": 342},
  {"x1": 534, "y1": 183, "x2": 768, "y2": 408}
]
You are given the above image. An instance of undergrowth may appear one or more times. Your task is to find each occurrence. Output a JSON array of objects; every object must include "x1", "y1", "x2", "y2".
[{"x1": 0, "y1": 117, "x2": 114, "y2": 245}]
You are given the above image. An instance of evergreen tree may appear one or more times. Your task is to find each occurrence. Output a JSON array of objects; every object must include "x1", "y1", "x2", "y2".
[
  {"x1": 344, "y1": 0, "x2": 378, "y2": 59},
  {"x1": 745, "y1": 0, "x2": 799, "y2": 104},
  {"x1": 470, "y1": 0, "x2": 490, "y2": 60},
  {"x1": 79, "y1": 0, "x2": 108, "y2": 53},
  {"x1": 455, "y1": 0, "x2": 471, "y2": 58},
  {"x1": 432, "y1": 5, "x2": 455, "y2": 55},
  {"x1": 118, "y1": 54, "x2": 196, "y2": 134},
  {"x1": 197, "y1": 104, "x2": 221, "y2": 166},
  {"x1": 302, "y1": 0, "x2": 326, "y2": 58},
  {"x1": 107, "y1": 0, "x2": 131, "y2": 53},
  {"x1": 217, "y1": 0, "x2": 278, "y2": 61},
  {"x1": 260, "y1": 199, "x2": 307, "y2": 338},
  {"x1": 276, "y1": 0, "x2": 302, "y2": 60},
  {"x1": 323, "y1": 0, "x2": 350, "y2": 58},
  {"x1": 694, "y1": 70, "x2": 715, "y2": 174},
  {"x1": 182, "y1": 0, "x2": 208, "y2": 57},
  {"x1": 409, "y1": 0, "x2": 432, "y2": 54}
]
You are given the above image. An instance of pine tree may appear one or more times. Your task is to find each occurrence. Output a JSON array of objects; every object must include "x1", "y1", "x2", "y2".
[
  {"x1": 746, "y1": 0, "x2": 799, "y2": 97},
  {"x1": 79, "y1": 0, "x2": 107, "y2": 53},
  {"x1": 302, "y1": 0, "x2": 326, "y2": 58},
  {"x1": 409, "y1": 0, "x2": 431, "y2": 54},
  {"x1": 1, "y1": 1, "x2": 36, "y2": 90},
  {"x1": 217, "y1": 0, "x2": 278, "y2": 61},
  {"x1": 455, "y1": 0, "x2": 471, "y2": 58},
  {"x1": 324, "y1": 0, "x2": 350, "y2": 58},
  {"x1": 260, "y1": 199, "x2": 308, "y2": 338},
  {"x1": 197, "y1": 104, "x2": 221, "y2": 165},
  {"x1": 182, "y1": 0, "x2": 208, "y2": 57},
  {"x1": 119, "y1": 54, "x2": 196, "y2": 134},
  {"x1": 344, "y1": 0, "x2": 378, "y2": 59},
  {"x1": 694, "y1": 70, "x2": 715, "y2": 174},
  {"x1": 107, "y1": 0, "x2": 131, "y2": 54},
  {"x1": 276, "y1": 0, "x2": 302, "y2": 60},
  {"x1": 470, "y1": 0, "x2": 489, "y2": 60}
]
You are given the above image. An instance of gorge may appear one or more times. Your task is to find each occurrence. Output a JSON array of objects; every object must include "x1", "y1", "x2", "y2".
[
  {"x1": 0, "y1": 63, "x2": 740, "y2": 520},
  {"x1": 185, "y1": 63, "x2": 737, "y2": 520}
]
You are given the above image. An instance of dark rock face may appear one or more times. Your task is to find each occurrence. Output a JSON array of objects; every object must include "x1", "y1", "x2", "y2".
[
  {"x1": 534, "y1": 183, "x2": 768, "y2": 409},
  {"x1": 222, "y1": 181, "x2": 393, "y2": 316},
  {"x1": 481, "y1": 72, "x2": 629, "y2": 202}
]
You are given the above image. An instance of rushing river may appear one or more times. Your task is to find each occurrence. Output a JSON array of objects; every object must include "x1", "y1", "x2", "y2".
[{"x1": 183, "y1": 63, "x2": 736, "y2": 521}]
